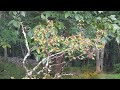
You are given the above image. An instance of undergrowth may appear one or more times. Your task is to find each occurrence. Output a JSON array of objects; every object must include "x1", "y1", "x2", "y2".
[
  {"x1": 0, "y1": 60, "x2": 26, "y2": 79},
  {"x1": 0, "y1": 60, "x2": 120, "y2": 79}
]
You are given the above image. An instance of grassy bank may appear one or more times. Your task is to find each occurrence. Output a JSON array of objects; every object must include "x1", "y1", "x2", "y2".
[
  {"x1": 0, "y1": 60, "x2": 120, "y2": 79},
  {"x1": 97, "y1": 73, "x2": 120, "y2": 79},
  {"x1": 0, "y1": 60, "x2": 26, "y2": 79}
]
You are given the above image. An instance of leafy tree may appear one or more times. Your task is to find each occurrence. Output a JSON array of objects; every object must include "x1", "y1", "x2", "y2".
[
  {"x1": 0, "y1": 11, "x2": 20, "y2": 60},
  {"x1": 1, "y1": 11, "x2": 120, "y2": 78}
]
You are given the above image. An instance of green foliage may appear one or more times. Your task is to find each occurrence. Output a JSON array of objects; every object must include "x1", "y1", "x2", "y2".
[
  {"x1": 8, "y1": 20, "x2": 21, "y2": 29},
  {"x1": 116, "y1": 36, "x2": 120, "y2": 44},
  {"x1": 63, "y1": 65, "x2": 95, "y2": 74},
  {"x1": 62, "y1": 67, "x2": 97, "y2": 79},
  {"x1": 113, "y1": 63, "x2": 120, "y2": 73},
  {"x1": 97, "y1": 73, "x2": 120, "y2": 79},
  {"x1": 62, "y1": 73, "x2": 120, "y2": 79},
  {"x1": 32, "y1": 22, "x2": 94, "y2": 61},
  {"x1": 0, "y1": 28, "x2": 19, "y2": 49},
  {"x1": 62, "y1": 74, "x2": 82, "y2": 79},
  {"x1": 80, "y1": 65, "x2": 95, "y2": 72},
  {"x1": 0, "y1": 60, "x2": 25, "y2": 79},
  {"x1": 7, "y1": 11, "x2": 120, "y2": 59},
  {"x1": 2, "y1": 11, "x2": 120, "y2": 79},
  {"x1": 20, "y1": 11, "x2": 26, "y2": 17},
  {"x1": 6, "y1": 11, "x2": 120, "y2": 46},
  {"x1": 63, "y1": 67, "x2": 81, "y2": 73}
]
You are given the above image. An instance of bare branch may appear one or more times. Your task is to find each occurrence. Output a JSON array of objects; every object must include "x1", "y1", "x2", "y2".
[
  {"x1": 21, "y1": 23, "x2": 30, "y2": 73},
  {"x1": 27, "y1": 51, "x2": 65, "y2": 76}
]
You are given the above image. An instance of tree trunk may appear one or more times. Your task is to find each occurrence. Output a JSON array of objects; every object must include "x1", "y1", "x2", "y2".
[
  {"x1": 20, "y1": 42, "x2": 25, "y2": 58},
  {"x1": 12, "y1": 45, "x2": 14, "y2": 57},
  {"x1": 96, "y1": 47, "x2": 105, "y2": 73},
  {"x1": 96, "y1": 49, "x2": 101, "y2": 73},
  {"x1": 4, "y1": 47, "x2": 7, "y2": 60},
  {"x1": 100, "y1": 48, "x2": 104, "y2": 72}
]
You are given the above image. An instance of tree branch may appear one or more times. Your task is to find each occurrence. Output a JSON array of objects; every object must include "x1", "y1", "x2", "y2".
[
  {"x1": 27, "y1": 51, "x2": 65, "y2": 77},
  {"x1": 21, "y1": 23, "x2": 30, "y2": 74}
]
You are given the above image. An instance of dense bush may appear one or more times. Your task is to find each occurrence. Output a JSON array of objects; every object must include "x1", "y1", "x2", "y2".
[{"x1": 113, "y1": 63, "x2": 120, "y2": 73}]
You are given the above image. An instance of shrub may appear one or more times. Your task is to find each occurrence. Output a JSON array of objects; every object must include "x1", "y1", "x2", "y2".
[
  {"x1": 0, "y1": 60, "x2": 26, "y2": 79},
  {"x1": 113, "y1": 63, "x2": 120, "y2": 73}
]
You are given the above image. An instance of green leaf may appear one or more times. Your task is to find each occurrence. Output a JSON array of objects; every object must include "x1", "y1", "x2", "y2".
[
  {"x1": 36, "y1": 55, "x2": 41, "y2": 61},
  {"x1": 9, "y1": 20, "x2": 20, "y2": 28},
  {"x1": 37, "y1": 47, "x2": 40, "y2": 54},
  {"x1": 13, "y1": 21, "x2": 20, "y2": 29},
  {"x1": 108, "y1": 32, "x2": 115, "y2": 37},
  {"x1": 20, "y1": 11, "x2": 26, "y2": 17},
  {"x1": 101, "y1": 37, "x2": 107, "y2": 44},
  {"x1": 112, "y1": 24, "x2": 119, "y2": 30},
  {"x1": 116, "y1": 36, "x2": 120, "y2": 44},
  {"x1": 75, "y1": 15, "x2": 79, "y2": 21},
  {"x1": 13, "y1": 11, "x2": 17, "y2": 15},
  {"x1": 27, "y1": 31, "x2": 33, "y2": 38},
  {"x1": 7, "y1": 44, "x2": 11, "y2": 48},
  {"x1": 31, "y1": 46, "x2": 37, "y2": 51},
  {"x1": 73, "y1": 11, "x2": 77, "y2": 14},
  {"x1": 46, "y1": 13, "x2": 51, "y2": 19},
  {"x1": 98, "y1": 11, "x2": 103, "y2": 13},
  {"x1": 110, "y1": 15, "x2": 117, "y2": 21},
  {"x1": 2, "y1": 45, "x2": 6, "y2": 48},
  {"x1": 41, "y1": 14, "x2": 46, "y2": 19},
  {"x1": 45, "y1": 33, "x2": 50, "y2": 38},
  {"x1": 97, "y1": 17, "x2": 102, "y2": 20},
  {"x1": 65, "y1": 13, "x2": 70, "y2": 18},
  {"x1": 57, "y1": 43, "x2": 60, "y2": 47},
  {"x1": 105, "y1": 36, "x2": 111, "y2": 41},
  {"x1": 34, "y1": 16, "x2": 41, "y2": 19},
  {"x1": 8, "y1": 20, "x2": 16, "y2": 26}
]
